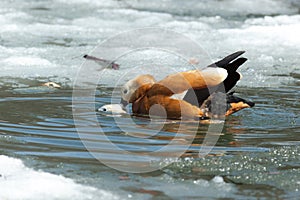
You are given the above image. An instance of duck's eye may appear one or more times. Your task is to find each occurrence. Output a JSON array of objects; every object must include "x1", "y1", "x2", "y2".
[
  {"x1": 123, "y1": 89, "x2": 128, "y2": 94},
  {"x1": 102, "y1": 108, "x2": 107, "y2": 112}
]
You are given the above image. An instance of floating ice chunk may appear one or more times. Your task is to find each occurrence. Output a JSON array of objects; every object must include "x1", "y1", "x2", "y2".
[
  {"x1": 212, "y1": 176, "x2": 225, "y2": 183},
  {"x1": 42, "y1": 82, "x2": 61, "y2": 88}
]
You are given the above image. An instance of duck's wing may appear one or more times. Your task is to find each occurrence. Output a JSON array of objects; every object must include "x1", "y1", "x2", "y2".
[
  {"x1": 183, "y1": 51, "x2": 247, "y2": 107},
  {"x1": 146, "y1": 67, "x2": 228, "y2": 98}
]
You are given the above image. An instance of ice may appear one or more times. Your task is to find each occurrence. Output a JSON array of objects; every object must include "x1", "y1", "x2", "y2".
[
  {"x1": 234, "y1": 15, "x2": 300, "y2": 46},
  {"x1": 0, "y1": 155, "x2": 119, "y2": 200},
  {"x1": 3, "y1": 56, "x2": 52, "y2": 66},
  {"x1": 53, "y1": 0, "x2": 299, "y2": 18},
  {"x1": 0, "y1": 54, "x2": 59, "y2": 78},
  {"x1": 54, "y1": 0, "x2": 120, "y2": 7},
  {"x1": 0, "y1": 0, "x2": 299, "y2": 88},
  {"x1": 212, "y1": 15, "x2": 300, "y2": 87},
  {"x1": 124, "y1": 0, "x2": 298, "y2": 17},
  {"x1": 145, "y1": 174, "x2": 237, "y2": 199}
]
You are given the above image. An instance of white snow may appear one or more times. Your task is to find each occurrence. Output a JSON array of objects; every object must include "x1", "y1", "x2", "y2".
[{"x1": 0, "y1": 155, "x2": 119, "y2": 200}]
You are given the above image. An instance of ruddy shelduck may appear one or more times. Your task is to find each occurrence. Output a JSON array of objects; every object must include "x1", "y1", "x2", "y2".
[{"x1": 101, "y1": 51, "x2": 255, "y2": 119}]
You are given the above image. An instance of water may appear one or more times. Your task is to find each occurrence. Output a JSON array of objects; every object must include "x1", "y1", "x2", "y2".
[{"x1": 0, "y1": 0, "x2": 300, "y2": 199}]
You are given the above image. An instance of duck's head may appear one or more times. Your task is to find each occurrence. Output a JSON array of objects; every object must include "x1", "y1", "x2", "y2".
[{"x1": 120, "y1": 74, "x2": 156, "y2": 107}]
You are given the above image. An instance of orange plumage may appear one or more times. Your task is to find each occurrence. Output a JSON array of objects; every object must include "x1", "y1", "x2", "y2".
[{"x1": 120, "y1": 51, "x2": 254, "y2": 120}]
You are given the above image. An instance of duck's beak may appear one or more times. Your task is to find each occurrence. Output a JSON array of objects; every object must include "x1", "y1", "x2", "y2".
[{"x1": 120, "y1": 98, "x2": 128, "y2": 107}]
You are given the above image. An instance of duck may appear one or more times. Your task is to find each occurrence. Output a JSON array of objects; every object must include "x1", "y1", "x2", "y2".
[{"x1": 100, "y1": 51, "x2": 254, "y2": 120}]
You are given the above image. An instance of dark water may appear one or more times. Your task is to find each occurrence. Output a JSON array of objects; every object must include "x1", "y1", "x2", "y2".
[{"x1": 0, "y1": 84, "x2": 299, "y2": 199}]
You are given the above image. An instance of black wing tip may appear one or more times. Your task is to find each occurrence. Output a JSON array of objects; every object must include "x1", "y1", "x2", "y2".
[
  {"x1": 214, "y1": 50, "x2": 246, "y2": 68},
  {"x1": 224, "y1": 50, "x2": 246, "y2": 61},
  {"x1": 235, "y1": 50, "x2": 246, "y2": 55},
  {"x1": 226, "y1": 57, "x2": 248, "y2": 72},
  {"x1": 238, "y1": 57, "x2": 247, "y2": 61},
  {"x1": 230, "y1": 51, "x2": 246, "y2": 58}
]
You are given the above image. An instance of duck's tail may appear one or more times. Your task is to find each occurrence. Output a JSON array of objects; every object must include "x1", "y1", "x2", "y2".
[{"x1": 184, "y1": 51, "x2": 248, "y2": 107}]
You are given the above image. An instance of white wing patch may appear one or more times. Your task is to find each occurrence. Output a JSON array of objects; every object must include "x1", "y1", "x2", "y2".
[
  {"x1": 170, "y1": 90, "x2": 188, "y2": 100},
  {"x1": 201, "y1": 67, "x2": 228, "y2": 85}
]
